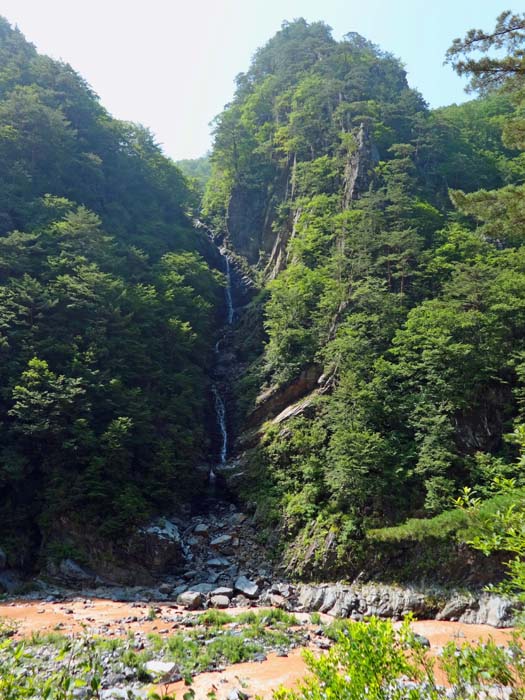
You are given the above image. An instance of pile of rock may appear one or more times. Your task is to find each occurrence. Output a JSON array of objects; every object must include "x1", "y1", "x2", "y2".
[
  {"x1": 160, "y1": 502, "x2": 277, "y2": 609},
  {"x1": 176, "y1": 575, "x2": 260, "y2": 610}
]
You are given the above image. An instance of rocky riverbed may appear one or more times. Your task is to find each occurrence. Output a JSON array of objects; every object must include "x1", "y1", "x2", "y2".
[
  {"x1": 0, "y1": 500, "x2": 519, "y2": 628},
  {"x1": 0, "y1": 499, "x2": 521, "y2": 698},
  {"x1": 0, "y1": 596, "x2": 516, "y2": 699}
]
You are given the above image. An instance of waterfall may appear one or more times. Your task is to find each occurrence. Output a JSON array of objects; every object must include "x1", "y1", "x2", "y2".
[
  {"x1": 212, "y1": 384, "x2": 228, "y2": 465},
  {"x1": 210, "y1": 247, "x2": 234, "y2": 478},
  {"x1": 223, "y1": 250, "x2": 234, "y2": 325}
]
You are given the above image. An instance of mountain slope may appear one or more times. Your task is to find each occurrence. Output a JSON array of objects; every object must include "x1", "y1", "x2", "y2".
[
  {"x1": 204, "y1": 19, "x2": 525, "y2": 578},
  {"x1": 0, "y1": 17, "x2": 222, "y2": 571}
]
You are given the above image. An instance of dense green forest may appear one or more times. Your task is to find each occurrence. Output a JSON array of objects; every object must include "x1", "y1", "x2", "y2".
[
  {"x1": 202, "y1": 17, "x2": 525, "y2": 576},
  {"x1": 2, "y1": 10, "x2": 525, "y2": 583},
  {"x1": 176, "y1": 155, "x2": 212, "y2": 192},
  {"x1": 0, "y1": 18, "x2": 223, "y2": 567}
]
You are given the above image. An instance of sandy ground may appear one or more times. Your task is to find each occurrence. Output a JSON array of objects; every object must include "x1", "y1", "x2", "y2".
[{"x1": 0, "y1": 598, "x2": 518, "y2": 699}]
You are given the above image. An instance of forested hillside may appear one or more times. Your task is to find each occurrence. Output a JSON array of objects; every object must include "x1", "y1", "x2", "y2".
[
  {"x1": 4, "y1": 12, "x2": 525, "y2": 700},
  {"x1": 3, "y1": 11, "x2": 525, "y2": 587},
  {"x1": 203, "y1": 18, "x2": 525, "y2": 577},
  {"x1": 0, "y1": 18, "x2": 222, "y2": 568}
]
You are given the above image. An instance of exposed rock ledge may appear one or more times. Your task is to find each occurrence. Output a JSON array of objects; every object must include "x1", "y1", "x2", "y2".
[
  {"x1": 246, "y1": 364, "x2": 323, "y2": 427},
  {"x1": 294, "y1": 582, "x2": 519, "y2": 628}
]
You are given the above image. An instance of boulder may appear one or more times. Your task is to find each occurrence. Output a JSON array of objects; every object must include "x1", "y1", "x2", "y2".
[
  {"x1": 231, "y1": 513, "x2": 248, "y2": 525},
  {"x1": 0, "y1": 570, "x2": 22, "y2": 594},
  {"x1": 145, "y1": 660, "x2": 178, "y2": 676},
  {"x1": 144, "y1": 660, "x2": 180, "y2": 680},
  {"x1": 268, "y1": 593, "x2": 289, "y2": 609},
  {"x1": 212, "y1": 586, "x2": 234, "y2": 598},
  {"x1": 234, "y1": 575, "x2": 259, "y2": 599},
  {"x1": 458, "y1": 594, "x2": 518, "y2": 627},
  {"x1": 413, "y1": 634, "x2": 431, "y2": 648},
  {"x1": 210, "y1": 595, "x2": 230, "y2": 609},
  {"x1": 158, "y1": 582, "x2": 173, "y2": 595},
  {"x1": 206, "y1": 557, "x2": 231, "y2": 568},
  {"x1": 190, "y1": 582, "x2": 215, "y2": 594},
  {"x1": 177, "y1": 591, "x2": 203, "y2": 610},
  {"x1": 194, "y1": 523, "x2": 209, "y2": 536},
  {"x1": 130, "y1": 519, "x2": 185, "y2": 575},
  {"x1": 269, "y1": 582, "x2": 293, "y2": 598},
  {"x1": 436, "y1": 595, "x2": 471, "y2": 621},
  {"x1": 228, "y1": 690, "x2": 250, "y2": 700},
  {"x1": 210, "y1": 535, "x2": 233, "y2": 547},
  {"x1": 58, "y1": 559, "x2": 97, "y2": 585}
]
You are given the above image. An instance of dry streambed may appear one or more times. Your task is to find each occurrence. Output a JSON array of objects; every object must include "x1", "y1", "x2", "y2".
[{"x1": 0, "y1": 597, "x2": 517, "y2": 699}]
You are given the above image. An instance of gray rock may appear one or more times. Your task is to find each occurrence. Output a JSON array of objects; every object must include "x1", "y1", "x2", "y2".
[
  {"x1": 131, "y1": 518, "x2": 185, "y2": 575},
  {"x1": 101, "y1": 690, "x2": 147, "y2": 700},
  {"x1": 459, "y1": 594, "x2": 517, "y2": 627},
  {"x1": 295, "y1": 583, "x2": 519, "y2": 628},
  {"x1": 413, "y1": 634, "x2": 430, "y2": 648},
  {"x1": 232, "y1": 594, "x2": 250, "y2": 606},
  {"x1": 228, "y1": 690, "x2": 250, "y2": 700},
  {"x1": 0, "y1": 570, "x2": 23, "y2": 593},
  {"x1": 231, "y1": 513, "x2": 248, "y2": 525},
  {"x1": 210, "y1": 595, "x2": 230, "y2": 608},
  {"x1": 212, "y1": 586, "x2": 234, "y2": 598},
  {"x1": 190, "y1": 582, "x2": 215, "y2": 594},
  {"x1": 158, "y1": 582, "x2": 173, "y2": 595},
  {"x1": 436, "y1": 595, "x2": 471, "y2": 621},
  {"x1": 267, "y1": 593, "x2": 289, "y2": 609},
  {"x1": 145, "y1": 660, "x2": 177, "y2": 676},
  {"x1": 269, "y1": 582, "x2": 293, "y2": 598},
  {"x1": 194, "y1": 523, "x2": 209, "y2": 535},
  {"x1": 211, "y1": 534, "x2": 233, "y2": 547},
  {"x1": 206, "y1": 557, "x2": 231, "y2": 568},
  {"x1": 177, "y1": 591, "x2": 203, "y2": 610},
  {"x1": 234, "y1": 575, "x2": 259, "y2": 599},
  {"x1": 55, "y1": 559, "x2": 97, "y2": 585}
]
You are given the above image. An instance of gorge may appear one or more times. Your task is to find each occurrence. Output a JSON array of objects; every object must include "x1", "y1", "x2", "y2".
[{"x1": 2, "y1": 9, "x2": 525, "y2": 699}]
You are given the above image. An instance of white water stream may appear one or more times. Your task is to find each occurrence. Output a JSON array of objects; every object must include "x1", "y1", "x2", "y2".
[{"x1": 210, "y1": 248, "x2": 234, "y2": 480}]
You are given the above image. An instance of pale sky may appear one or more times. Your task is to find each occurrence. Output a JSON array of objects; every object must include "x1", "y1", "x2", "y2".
[{"x1": 0, "y1": 1, "x2": 518, "y2": 160}]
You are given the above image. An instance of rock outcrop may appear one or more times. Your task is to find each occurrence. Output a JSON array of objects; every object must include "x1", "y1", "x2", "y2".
[
  {"x1": 246, "y1": 364, "x2": 323, "y2": 428},
  {"x1": 294, "y1": 582, "x2": 519, "y2": 628},
  {"x1": 342, "y1": 122, "x2": 379, "y2": 207},
  {"x1": 129, "y1": 519, "x2": 186, "y2": 576}
]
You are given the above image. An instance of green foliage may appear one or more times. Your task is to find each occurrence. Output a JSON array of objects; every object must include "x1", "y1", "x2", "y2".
[
  {"x1": 275, "y1": 617, "x2": 525, "y2": 700},
  {"x1": 0, "y1": 17, "x2": 222, "y2": 553},
  {"x1": 208, "y1": 14, "x2": 525, "y2": 579},
  {"x1": 198, "y1": 609, "x2": 233, "y2": 627},
  {"x1": 176, "y1": 155, "x2": 212, "y2": 192}
]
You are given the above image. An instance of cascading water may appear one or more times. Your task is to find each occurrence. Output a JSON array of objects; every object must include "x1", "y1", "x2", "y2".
[
  {"x1": 210, "y1": 248, "x2": 234, "y2": 482},
  {"x1": 223, "y1": 252, "x2": 234, "y2": 325},
  {"x1": 212, "y1": 383, "x2": 228, "y2": 465}
]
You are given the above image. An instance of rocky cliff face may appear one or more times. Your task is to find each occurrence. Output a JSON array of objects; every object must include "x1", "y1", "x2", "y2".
[
  {"x1": 342, "y1": 122, "x2": 379, "y2": 207},
  {"x1": 245, "y1": 365, "x2": 323, "y2": 428},
  {"x1": 226, "y1": 184, "x2": 269, "y2": 264}
]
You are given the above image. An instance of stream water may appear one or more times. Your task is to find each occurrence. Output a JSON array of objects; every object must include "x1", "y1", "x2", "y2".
[{"x1": 210, "y1": 247, "x2": 235, "y2": 480}]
